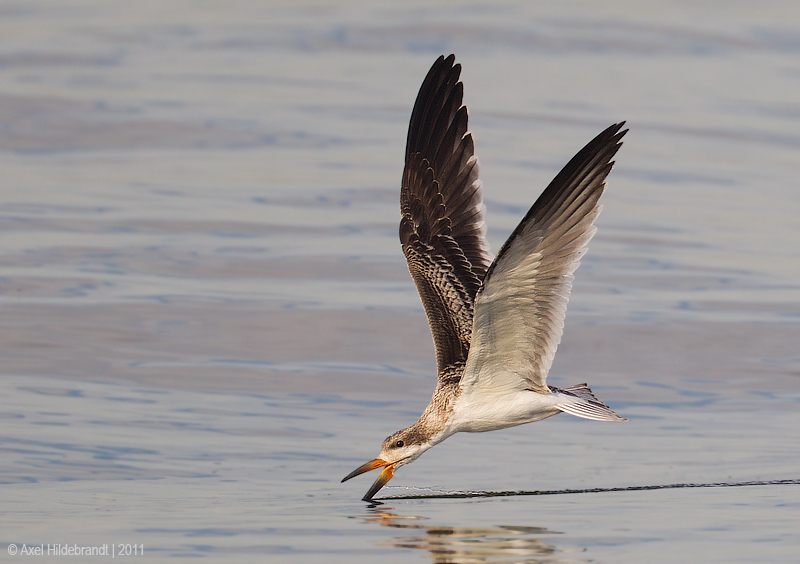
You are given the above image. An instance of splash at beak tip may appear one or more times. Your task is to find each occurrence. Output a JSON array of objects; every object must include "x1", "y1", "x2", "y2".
[{"x1": 362, "y1": 464, "x2": 395, "y2": 501}]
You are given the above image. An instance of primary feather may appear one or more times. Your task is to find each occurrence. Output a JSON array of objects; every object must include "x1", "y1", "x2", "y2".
[
  {"x1": 400, "y1": 54, "x2": 492, "y2": 380},
  {"x1": 460, "y1": 123, "x2": 626, "y2": 399}
]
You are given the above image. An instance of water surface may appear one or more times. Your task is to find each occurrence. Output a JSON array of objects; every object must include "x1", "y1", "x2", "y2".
[{"x1": 1, "y1": 1, "x2": 799, "y2": 562}]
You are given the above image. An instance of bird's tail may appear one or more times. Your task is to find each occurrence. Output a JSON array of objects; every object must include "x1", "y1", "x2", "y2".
[{"x1": 549, "y1": 383, "x2": 627, "y2": 422}]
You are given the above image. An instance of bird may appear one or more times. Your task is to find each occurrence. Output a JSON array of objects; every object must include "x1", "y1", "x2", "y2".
[{"x1": 342, "y1": 54, "x2": 627, "y2": 501}]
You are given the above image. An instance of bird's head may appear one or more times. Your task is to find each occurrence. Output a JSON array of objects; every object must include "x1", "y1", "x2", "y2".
[{"x1": 341, "y1": 426, "x2": 432, "y2": 501}]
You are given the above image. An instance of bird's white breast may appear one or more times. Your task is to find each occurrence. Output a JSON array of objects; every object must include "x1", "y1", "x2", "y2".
[{"x1": 446, "y1": 387, "x2": 562, "y2": 434}]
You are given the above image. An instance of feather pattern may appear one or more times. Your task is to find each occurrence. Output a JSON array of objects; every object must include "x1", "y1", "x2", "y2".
[
  {"x1": 460, "y1": 123, "x2": 627, "y2": 397},
  {"x1": 400, "y1": 55, "x2": 492, "y2": 380}
]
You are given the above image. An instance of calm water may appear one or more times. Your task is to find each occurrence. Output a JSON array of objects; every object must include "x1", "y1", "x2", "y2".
[{"x1": 2, "y1": 1, "x2": 800, "y2": 562}]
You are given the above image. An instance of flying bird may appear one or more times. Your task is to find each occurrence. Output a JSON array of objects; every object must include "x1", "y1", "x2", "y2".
[{"x1": 342, "y1": 55, "x2": 627, "y2": 501}]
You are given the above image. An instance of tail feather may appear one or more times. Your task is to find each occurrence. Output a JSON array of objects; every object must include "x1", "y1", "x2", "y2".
[{"x1": 549, "y1": 383, "x2": 627, "y2": 422}]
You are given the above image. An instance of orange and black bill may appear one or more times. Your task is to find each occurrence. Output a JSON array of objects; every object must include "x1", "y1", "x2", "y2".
[{"x1": 341, "y1": 458, "x2": 395, "y2": 501}]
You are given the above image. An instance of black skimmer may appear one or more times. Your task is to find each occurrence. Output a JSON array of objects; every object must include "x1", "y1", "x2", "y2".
[{"x1": 343, "y1": 55, "x2": 627, "y2": 501}]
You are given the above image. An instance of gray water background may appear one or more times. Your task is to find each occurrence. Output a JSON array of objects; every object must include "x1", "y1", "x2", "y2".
[{"x1": 1, "y1": 1, "x2": 800, "y2": 562}]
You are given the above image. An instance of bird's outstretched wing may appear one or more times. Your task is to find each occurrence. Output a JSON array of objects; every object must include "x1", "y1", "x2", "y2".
[
  {"x1": 400, "y1": 55, "x2": 492, "y2": 381},
  {"x1": 460, "y1": 123, "x2": 627, "y2": 396}
]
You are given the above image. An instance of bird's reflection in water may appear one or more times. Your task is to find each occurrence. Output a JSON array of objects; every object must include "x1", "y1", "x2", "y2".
[{"x1": 363, "y1": 508, "x2": 565, "y2": 564}]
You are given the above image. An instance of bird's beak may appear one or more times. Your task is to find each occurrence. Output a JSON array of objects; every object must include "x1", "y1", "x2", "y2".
[{"x1": 341, "y1": 458, "x2": 395, "y2": 501}]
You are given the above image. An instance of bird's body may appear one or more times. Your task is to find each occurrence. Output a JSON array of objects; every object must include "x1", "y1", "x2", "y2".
[{"x1": 343, "y1": 55, "x2": 627, "y2": 501}]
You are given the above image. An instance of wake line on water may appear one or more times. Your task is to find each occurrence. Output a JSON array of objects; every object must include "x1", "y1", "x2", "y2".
[{"x1": 379, "y1": 478, "x2": 800, "y2": 501}]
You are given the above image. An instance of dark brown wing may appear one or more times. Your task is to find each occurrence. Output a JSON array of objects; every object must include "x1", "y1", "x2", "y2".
[{"x1": 400, "y1": 55, "x2": 492, "y2": 380}]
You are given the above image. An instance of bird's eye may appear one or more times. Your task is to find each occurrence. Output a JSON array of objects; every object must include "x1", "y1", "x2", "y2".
[{"x1": 395, "y1": 440, "x2": 404, "y2": 448}]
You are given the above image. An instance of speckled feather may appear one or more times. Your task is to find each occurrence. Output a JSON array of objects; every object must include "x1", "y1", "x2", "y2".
[{"x1": 400, "y1": 54, "x2": 492, "y2": 380}]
